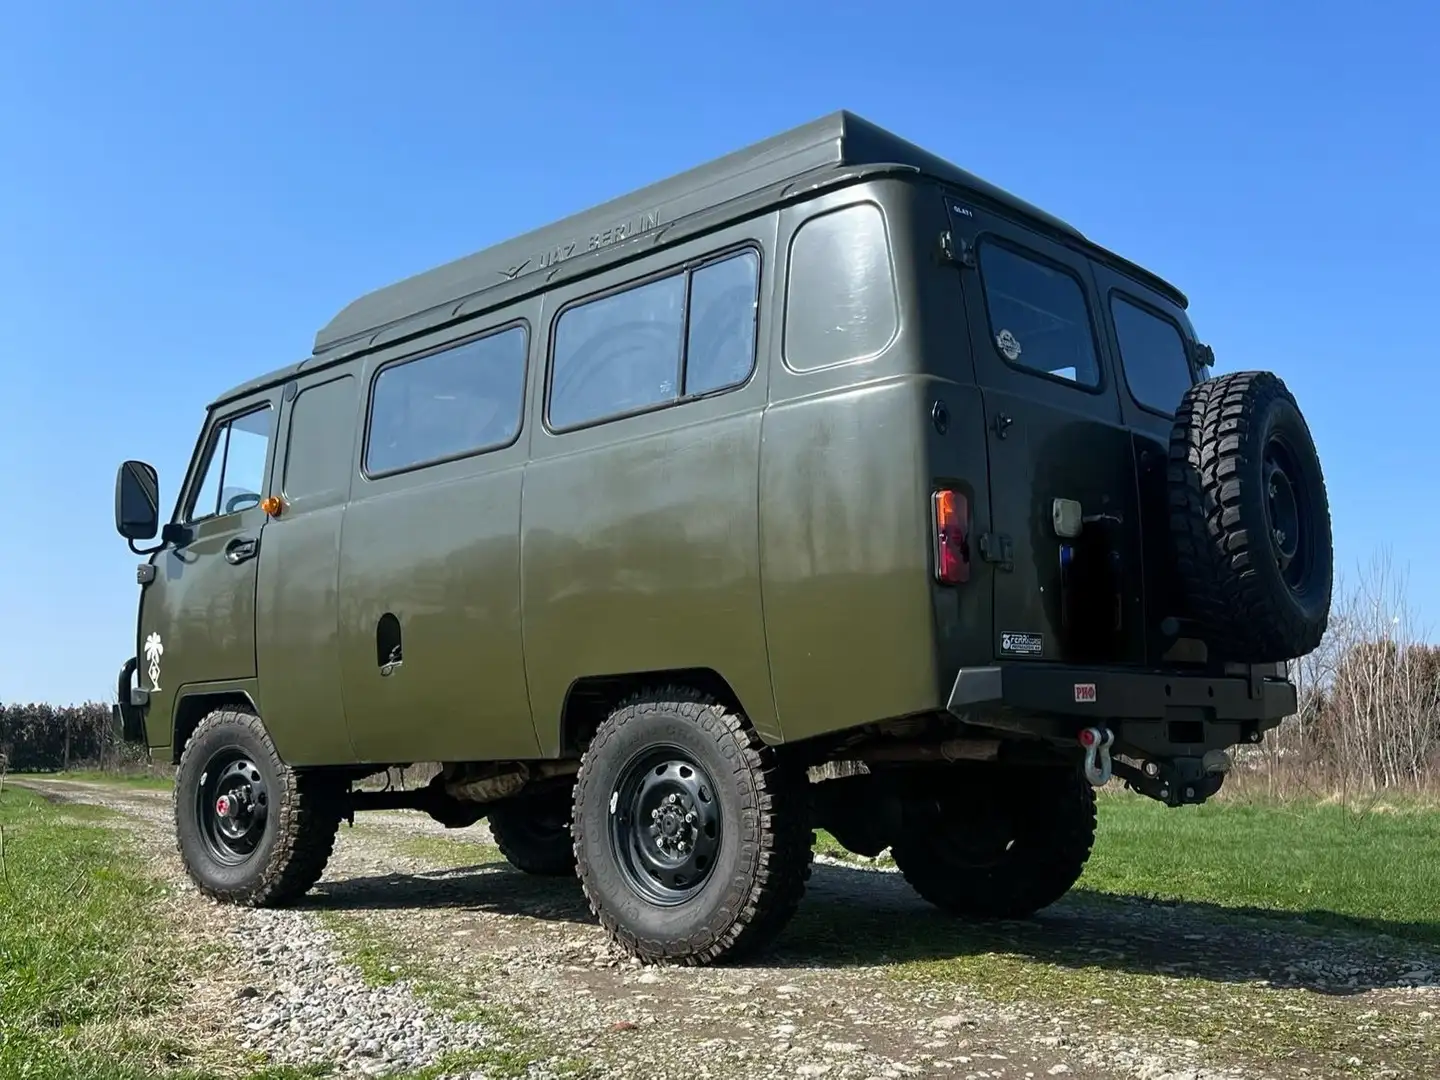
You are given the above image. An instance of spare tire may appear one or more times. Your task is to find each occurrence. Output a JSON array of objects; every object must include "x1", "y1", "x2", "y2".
[{"x1": 1167, "y1": 370, "x2": 1332, "y2": 662}]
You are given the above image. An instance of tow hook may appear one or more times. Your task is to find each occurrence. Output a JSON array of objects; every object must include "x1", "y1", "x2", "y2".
[{"x1": 1079, "y1": 726, "x2": 1114, "y2": 787}]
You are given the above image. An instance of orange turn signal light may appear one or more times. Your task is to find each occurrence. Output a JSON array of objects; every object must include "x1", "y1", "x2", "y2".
[
  {"x1": 932, "y1": 488, "x2": 970, "y2": 584},
  {"x1": 260, "y1": 495, "x2": 284, "y2": 517}
]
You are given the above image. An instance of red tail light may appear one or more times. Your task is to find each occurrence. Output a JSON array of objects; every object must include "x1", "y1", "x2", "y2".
[{"x1": 932, "y1": 488, "x2": 970, "y2": 584}]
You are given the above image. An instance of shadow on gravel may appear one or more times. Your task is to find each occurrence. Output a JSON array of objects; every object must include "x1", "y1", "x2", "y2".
[{"x1": 305, "y1": 857, "x2": 1440, "y2": 997}]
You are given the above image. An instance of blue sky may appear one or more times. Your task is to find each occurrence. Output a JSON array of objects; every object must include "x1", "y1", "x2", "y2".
[{"x1": 2, "y1": 1, "x2": 1436, "y2": 704}]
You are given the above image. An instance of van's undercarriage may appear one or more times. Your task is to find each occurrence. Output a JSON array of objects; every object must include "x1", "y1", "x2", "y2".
[{"x1": 325, "y1": 656, "x2": 1295, "y2": 849}]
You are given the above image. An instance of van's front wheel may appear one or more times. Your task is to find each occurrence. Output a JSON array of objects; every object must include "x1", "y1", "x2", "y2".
[
  {"x1": 891, "y1": 766, "x2": 1095, "y2": 920},
  {"x1": 571, "y1": 689, "x2": 812, "y2": 965},
  {"x1": 174, "y1": 706, "x2": 343, "y2": 906}
]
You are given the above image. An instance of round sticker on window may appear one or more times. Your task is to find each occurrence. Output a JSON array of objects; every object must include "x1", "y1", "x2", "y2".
[{"x1": 996, "y1": 329, "x2": 1022, "y2": 362}]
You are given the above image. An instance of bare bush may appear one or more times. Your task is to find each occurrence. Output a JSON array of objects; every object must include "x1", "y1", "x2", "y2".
[{"x1": 1240, "y1": 548, "x2": 1440, "y2": 797}]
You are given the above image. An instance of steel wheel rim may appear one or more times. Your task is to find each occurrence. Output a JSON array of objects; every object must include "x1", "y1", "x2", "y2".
[
  {"x1": 919, "y1": 793, "x2": 1018, "y2": 869},
  {"x1": 608, "y1": 744, "x2": 722, "y2": 906},
  {"x1": 1263, "y1": 434, "x2": 1313, "y2": 591},
  {"x1": 196, "y1": 749, "x2": 270, "y2": 865}
]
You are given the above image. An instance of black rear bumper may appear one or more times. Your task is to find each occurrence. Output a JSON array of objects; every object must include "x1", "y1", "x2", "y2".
[
  {"x1": 948, "y1": 661, "x2": 1295, "y2": 722},
  {"x1": 112, "y1": 657, "x2": 148, "y2": 744}
]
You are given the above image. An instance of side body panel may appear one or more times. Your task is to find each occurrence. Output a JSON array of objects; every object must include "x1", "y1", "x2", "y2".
[
  {"x1": 335, "y1": 303, "x2": 540, "y2": 764},
  {"x1": 760, "y1": 181, "x2": 954, "y2": 741},
  {"x1": 255, "y1": 369, "x2": 361, "y2": 765},
  {"x1": 137, "y1": 392, "x2": 280, "y2": 751},
  {"x1": 523, "y1": 215, "x2": 781, "y2": 753}
]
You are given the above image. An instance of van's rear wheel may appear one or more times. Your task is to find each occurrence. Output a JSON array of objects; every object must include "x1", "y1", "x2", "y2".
[
  {"x1": 891, "y1": 767, "x2": 1095, "y2": 920},
  {"x1": 174, "y1": 706, "x2": 343, "y2": 906},
  {"x1": 487, "y1": 789, "x2": 577, "y2": 877},
  {"x1": 571, "y1": 689, "x2": 812, "y2": 965}
]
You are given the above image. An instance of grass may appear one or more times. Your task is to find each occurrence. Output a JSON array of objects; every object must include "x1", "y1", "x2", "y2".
[
  {"x1": 12, "y1": 769, "x2": 1439, "y2": 1077},
  {"x1": 7, "y1": 768, "x2": 174, "y2": 791},
  {"x1": 0, "y1": 787, "x2": 342, "y2": 1080},
  {"x1": 797, "y1": 788, "x2": 1440, "y2": 1077},
  {"x1": 816, "y1": 787, "x2": 1440, "y2": 946},
  {"x1": 1079, "y1": 789, "x2": 1440, "y2": 945},
  {"x1": 0, "y1": 786, "x2": 182, "y2": 1079},
  {"x1": 350, "y1": 822, "x2": 503, "y2": 868}
]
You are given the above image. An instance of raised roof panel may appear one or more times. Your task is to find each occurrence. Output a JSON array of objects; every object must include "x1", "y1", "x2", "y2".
[{"x1": 310, "y1": 110, "x2": 1086, "y2": 356}]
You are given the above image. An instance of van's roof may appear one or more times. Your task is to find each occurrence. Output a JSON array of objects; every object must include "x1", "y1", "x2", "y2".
[{"x1": 211, "y1": 110, "x2": 1186, "y2": 408}]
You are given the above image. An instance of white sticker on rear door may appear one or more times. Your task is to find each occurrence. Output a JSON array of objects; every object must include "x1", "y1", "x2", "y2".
[
  {"x1": 996, "y1": 329, "x2": 1022, "y2": 362},
  {"x1": 1000, "y1": 631, "x2": 1043, "y2": 657},
  {"x1": 1074, "y1": 682, "x2": 1098, "y2": 703}
]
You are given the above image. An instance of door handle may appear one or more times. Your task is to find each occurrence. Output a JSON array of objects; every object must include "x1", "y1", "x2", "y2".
[{"x1": 225, "y1": 536, "x2": 259, "y2": 565}]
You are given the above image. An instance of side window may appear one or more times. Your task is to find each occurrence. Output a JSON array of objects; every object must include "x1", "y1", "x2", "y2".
[
  {"x1": 1110, "y1": 295, "x2": 1194, "y2": 415},
  {"x1": 783, "y1": 202, "x2": 898, "y2": 372},
  {"x1": 365, "y1": 325, "x2": 527, "y2": 476},
  {"x1": 548, "y1": 248, "x2": 760, "y2": 431},
  {"x1": 186, "y1": 406, "x2": 273, "y2": 522},
  {"x1": 550, "y1": 274, "x2": 685, "y2": 430},
  {"x1": 686, "y1": 250, "x2": 760, "y2": 396},
  {"x1": 283, "y1": 375, "x2": 358, "y2": 500},
  {"x1": 978, "y1": 242, "x2": 1100, "y2": 388}
]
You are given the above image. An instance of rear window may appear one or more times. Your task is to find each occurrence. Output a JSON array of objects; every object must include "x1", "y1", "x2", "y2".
[
  {"x1": 1110, "y1": 295, "x2": 1194, "y2": 414},
  {"x1": 784, "y1": 202, "x2": 898, "y2": 371},
  {"x1": 978, "y1": 243, "x2": 1100, "y2": 388}
]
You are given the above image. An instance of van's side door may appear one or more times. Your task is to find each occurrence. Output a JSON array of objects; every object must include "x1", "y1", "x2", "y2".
[
  {"x1": 336, "y1": 305, "x2": 539, "y2": 764},
  {"x1": 945, "y1": 196, "x2": 1146, "y2": 667},
  {"x1": 136, "y1": 392, "x2": 279, "y2": 752},
  {"x1": 254, "y1": 369, "x2": 361, "y2": 765}
]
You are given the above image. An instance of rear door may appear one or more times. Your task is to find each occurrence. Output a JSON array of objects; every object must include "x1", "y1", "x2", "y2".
[
  {"x1": 1091, "y1": 263, "x2": 1204, "y2": 664},
  {"x1": 945, "y1": 198, "x2": 1144, "y2": 666}
]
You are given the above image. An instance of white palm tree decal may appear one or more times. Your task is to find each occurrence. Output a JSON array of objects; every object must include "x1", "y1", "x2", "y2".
[{"x1": 144, "y1": 632, "x2": 164, "y2": 692}]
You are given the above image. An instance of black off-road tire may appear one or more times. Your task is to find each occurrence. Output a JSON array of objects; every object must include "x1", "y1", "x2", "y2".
[
  {"x1": 487, "y1": 790, "x2": 578, "y2": 877},
  {"x1": 174, "y1": 706, "x2": 343, "y2": 906},
  {"x1": 571, "y1": 688, "x2": 813, "y2": 965},
  {"x1": 891, "y1": 767, "x2": 1096, "y2": 920},
  {"x1": 1168, "y1": 370, "x2": 1332, "y2": 662}
]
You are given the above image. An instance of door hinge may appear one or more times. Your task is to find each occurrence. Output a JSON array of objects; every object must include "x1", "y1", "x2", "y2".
[
  {"x1": 937, "y1": 230, "x2": 976, "y2": 268},
  {"x1": 978, "y1": 532, "x2": 1014, "y2": 571}
]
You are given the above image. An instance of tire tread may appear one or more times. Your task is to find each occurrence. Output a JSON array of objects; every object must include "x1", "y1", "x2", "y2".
[
  {"x1": 174, "y1": 707, "x2": 341, "y2": 907},
  {"x1": 571, "y1": 686, "x2": 812, "y2": 965},
  {"x1": 1167, "y1": 369, "x2": 1331, "y2": 661},
  {"x1": 892, "y1": 769, "x2": 1096, "y2": 919}
]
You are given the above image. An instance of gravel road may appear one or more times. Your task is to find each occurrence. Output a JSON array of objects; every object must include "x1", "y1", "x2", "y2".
[{"x1": 16, "y1": 777, "x2": 1440, "y2": 1080}]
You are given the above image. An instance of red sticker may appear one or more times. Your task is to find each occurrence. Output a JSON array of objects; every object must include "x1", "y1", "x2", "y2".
[{"x1": 1074, "y1": 683, "x2": 1097, "y2": 703}]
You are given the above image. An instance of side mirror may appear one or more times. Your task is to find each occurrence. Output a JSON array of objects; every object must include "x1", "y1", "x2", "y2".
[{"x1": 115, "y1": 460, "x2": 160, "y2": 541}]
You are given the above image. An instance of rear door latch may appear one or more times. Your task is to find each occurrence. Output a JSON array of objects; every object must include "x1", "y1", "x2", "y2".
[{"x1": 978, "y1": 532, "x2": 1014, "y2": 572}]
